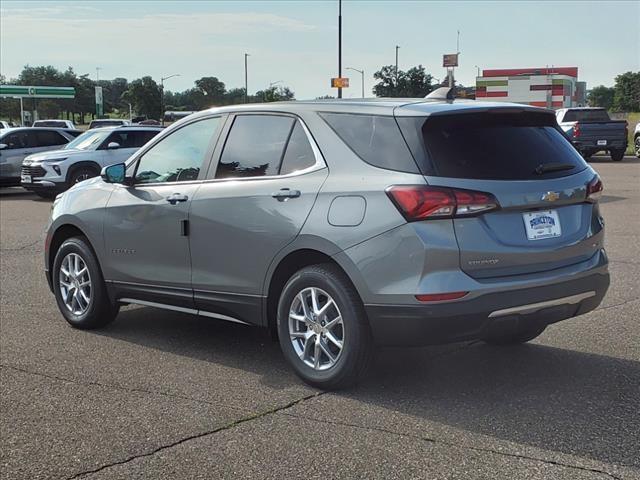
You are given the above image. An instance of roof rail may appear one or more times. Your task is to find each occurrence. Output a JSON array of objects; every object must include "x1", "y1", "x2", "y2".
[{"x1": 424, "y1": 86, "x2": 455, "y2": 101}]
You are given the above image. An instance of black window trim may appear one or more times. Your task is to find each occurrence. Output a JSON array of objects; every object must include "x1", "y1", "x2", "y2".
[{"x1": 203, "y1": 111, "x2": 326, "y2": 183}]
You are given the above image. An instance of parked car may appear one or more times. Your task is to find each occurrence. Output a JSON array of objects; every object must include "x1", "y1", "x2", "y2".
[
  {"x1": 556, "y1": 107, "x2": 628, "y2": 161},
  {"x1": 45, "y1": 96, "x2": 609, "y2": 389},
  {"x1": 634, "y1": 122, "x2": 640, "y2": 158},
  {"x1": 21, "y1": 126, "x2": 162, "y2": 198},
  {"x1": 88, "y1": 119, "x2": 131, "y2": 129},
  {"x1": 0, "y1": 121, "x2": 11, "y2": 129},
  {"x1": 0, "y1": 127, "x2": 79, "y2": 187},
  {"x1": 33, "y1": 119, "x2": 77, "y2": 129}
]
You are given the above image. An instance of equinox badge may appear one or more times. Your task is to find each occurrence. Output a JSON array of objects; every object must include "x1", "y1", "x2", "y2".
[{"x1": 542, "y1": 191, "x2": 560, "y2": 202}]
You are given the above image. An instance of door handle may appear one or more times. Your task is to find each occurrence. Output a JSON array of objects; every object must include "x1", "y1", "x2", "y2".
[
  {"x1": 271, "y1": 188, "x2": 301, "y2": 200},
  {"x1": 166, "y1": 193, "x2": 188, "y2": 205}
]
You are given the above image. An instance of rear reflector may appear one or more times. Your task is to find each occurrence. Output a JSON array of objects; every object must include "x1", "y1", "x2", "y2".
[
  {"x1": 386, "y1": 185, "x2": 499, "y2": 221},
  {"x1": 586, "y1": 175, "x2": 603, "y2": 201},
  {"x1": 416, "y1": 291, "x2": 469, "y2": 302}
]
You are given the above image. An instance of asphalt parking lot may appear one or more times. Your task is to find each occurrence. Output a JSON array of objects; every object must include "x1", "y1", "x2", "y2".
[{"x1": 1, "y1": 156, "x2": 639, "y2": 480}]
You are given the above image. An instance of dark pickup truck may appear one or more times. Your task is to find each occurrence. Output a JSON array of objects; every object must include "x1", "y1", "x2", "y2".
[{"x1": 556, "y1": 107, "x2": 628, "y2": 161}]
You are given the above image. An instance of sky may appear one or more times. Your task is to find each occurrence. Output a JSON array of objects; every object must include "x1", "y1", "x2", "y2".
[{"x1": 1, "y1": 0, "x2": 638, "y2": 99}]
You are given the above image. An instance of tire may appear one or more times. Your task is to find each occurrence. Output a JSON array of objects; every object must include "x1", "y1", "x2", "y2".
[
  {"x1": 634, "y1": 136, "x2": 640, "y2": 158},
  {"x1": 581, "y1": 150, "x2": 592, "y2": 160},
  {"x1": 52, "y1": 236, "x2": 118, "y2": 329},
  {"x1": 483, "y1": 324, "x2": 546, "y2": 346},
  {"x1": 68, "y1": 166, "x2": 99, "y2": 185},
  {"x1": 610, "y1": 149, "x2": 625, "y2": 162},
  {"x1": 277, "y1": 264, "x2": 372, "y2": 390}
]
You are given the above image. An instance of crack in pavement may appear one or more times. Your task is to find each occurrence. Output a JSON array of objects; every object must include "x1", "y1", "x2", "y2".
[
  {"x1": 594, "y1": 298, "x2": 640, "y2": 312},
  {"x1": 278, "y1": 411, "x2": 623, "y2": 480},
  {"x1": 0, "y1": 239, "x2": 40, "y2": 252},
  {"x1": 1, "y1": 364, "x2": 249, "y2": 414},
  {"x1": 64, "y1": 390, "x2": 324, "y2": 480}
]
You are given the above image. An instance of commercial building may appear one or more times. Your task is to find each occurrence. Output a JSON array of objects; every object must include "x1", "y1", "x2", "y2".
[{"x1": 475, "y1": 67, "x2": 586, "y2": 109}]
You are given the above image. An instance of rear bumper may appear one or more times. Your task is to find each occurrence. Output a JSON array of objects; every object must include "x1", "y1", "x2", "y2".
[
  {"x1": 572, "y1": 140, "x2": 627, "y2": 151},
  {"x1": 365, "y1": 270, "x2": 609, "y2": 346}
]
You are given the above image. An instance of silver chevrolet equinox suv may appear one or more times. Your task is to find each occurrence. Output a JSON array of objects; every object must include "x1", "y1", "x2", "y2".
[{"x1": 45, "y1": 91, "x2": 609, "y2": 389}]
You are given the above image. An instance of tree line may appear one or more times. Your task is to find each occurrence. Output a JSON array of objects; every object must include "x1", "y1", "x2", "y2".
[
  {"x1": 588, "y1": 72, "x2": 639, "y2": 111},
  {"x1": 0, "y1": 65, "x2": 295, "y2": 123}
]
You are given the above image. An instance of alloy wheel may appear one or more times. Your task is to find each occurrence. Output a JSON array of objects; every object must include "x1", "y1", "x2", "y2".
[
  {"x1": 59, "y1": 252, "x2": 92, "y2": 315},
  {"x1": 288, "y1": 287, "x2": 344, "y2": 371}
]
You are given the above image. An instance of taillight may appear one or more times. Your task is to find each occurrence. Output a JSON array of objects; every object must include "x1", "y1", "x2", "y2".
[
  {"x1": 573, "y1": 122, "x2": 581, "y2": 138},
  {"x1": 586, "y1": 175, "x2": 603, "y2": 201},
  {"x1": 386, "y1": 185, "x2": 499, "y2": 221}
]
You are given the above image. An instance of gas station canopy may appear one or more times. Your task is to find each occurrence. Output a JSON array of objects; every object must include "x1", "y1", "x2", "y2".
[{"x1": 0, "y1": 85, "x2": 75, "y2": 99}]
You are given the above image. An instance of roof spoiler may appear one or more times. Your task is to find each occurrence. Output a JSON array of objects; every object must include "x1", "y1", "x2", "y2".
[{"x1": 424, "y1": 86, "x2": 455, "y2": 101}]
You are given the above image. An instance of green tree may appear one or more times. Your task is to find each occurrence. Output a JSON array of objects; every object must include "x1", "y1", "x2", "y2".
[
  {"x1": 588, "y1": 85, "x2": 615, "y2": 110},
  {"x1": 255, "y1": 85, "x2": 295, "y2": 102},
  {"x1": 373, "y1": 64, "x2": 435, "y2": 97},
  {"x1": 123, "y1": 76, "x2": 161, "y2": 119},
  {"x1": 194, "y1": 76, "x2": 226, "y2": 104},
  {"x1": 612, "y1": 71, "x2": 640, "y2": 112}
]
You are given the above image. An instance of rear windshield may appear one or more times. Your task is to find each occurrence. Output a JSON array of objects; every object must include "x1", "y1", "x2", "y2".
[
  {"x1": 90, "y1": 120, "x2": 123, "y2": 128},
  {"x1": 562, "y1": 109, "x2": 610, "y2": 122},
  {"x1": 397, "y1": 112, "x2": 587, "y2": 180}
]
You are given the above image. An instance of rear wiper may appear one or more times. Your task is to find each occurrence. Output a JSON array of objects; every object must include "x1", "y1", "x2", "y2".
[{"x1": 534, "y1": 162, "x2": 575, "y2": 175}]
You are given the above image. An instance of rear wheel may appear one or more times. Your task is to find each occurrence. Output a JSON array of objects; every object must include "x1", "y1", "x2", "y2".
[
  {"x1": 610, "y1": 149, "x2": 625, "y2": 162},
  {"x1": 484, "y1": 324, "x2": 546, "y2": 345},
  {"x1": 68, "y1": 166, "x2": 99, "y2": 185},
  {"x1": 277, "y1": 264, "x2": 372, "y2": 390},
  {"x1": 52, "y1": 236, "x2": 118, "y2": 329},
  {"x1": 634, "y1": 136, "x2": 640, "y2": 158},
  {"x1": 581, "y1": 150, "x2": 593, "y2": 160},
  {"x1": 35, "y1": 191, "x2": 57, "y2": 200}
]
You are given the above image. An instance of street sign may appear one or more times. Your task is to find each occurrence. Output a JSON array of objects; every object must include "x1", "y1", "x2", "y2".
[
  {"x1": 95, "y1": 86, "x2": 104, "y2": 116},
  {"x1": 331, "y1": 77, "x2": 349, "y2": 88},
  {"x1": 0, "y1": 85, "x2": 75, "y2": 99},
  {"x1": 443, "y1": 54, "x2": 459, "y2": 67}
]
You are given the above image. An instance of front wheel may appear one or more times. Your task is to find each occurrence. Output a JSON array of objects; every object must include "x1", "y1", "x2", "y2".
[
  {"x1": 277, "y1": 264, "x2": 372, "y2": 390},
  {"x1": 52, "y1": 236, "x2": 118, "y2": 329},
  {"x1": 610, "y1": 149, "x2": 625, "y2": 162},
  {"x1": 634, "y1": 136, "x2": 640, "y2": 158},
  {"x1": 68, "y1": 166, "x2": 99, "y2": 185}
]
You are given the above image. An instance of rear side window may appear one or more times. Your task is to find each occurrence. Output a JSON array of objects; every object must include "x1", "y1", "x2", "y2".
[
  {"x1": 320, "y1": 113, "x2": 419, "y2": 173},
  {"x1": 104, "y1": 130, "x2": 158, "y2": 148},
  {"x1": 35, "y1": 130, "x2": 68, "y2": 146},
  {"x1": 562, "y1": 109, "x2": 610, "y2": 122},
  {"x1": 216, "y1": 115, "x2": 294, "y2": 179},
  {"x1": 397, "y1": 112, "x2": 587, "y2": 180}
]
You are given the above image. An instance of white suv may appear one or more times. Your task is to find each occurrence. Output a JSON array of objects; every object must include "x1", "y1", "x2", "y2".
[{"x1": 21, "y1": 126, "x2": 162, "y2": 198}]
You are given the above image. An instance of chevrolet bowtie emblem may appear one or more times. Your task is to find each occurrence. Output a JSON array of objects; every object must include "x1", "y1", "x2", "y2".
[{"x1": 542, "y1": 191, "x2": 560, "y2": 202}]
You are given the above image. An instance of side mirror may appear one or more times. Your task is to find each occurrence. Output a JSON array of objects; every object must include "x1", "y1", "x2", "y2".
[
  {"x1": 107, "y1": 142, "x2": 120, "y2": 150},
  {"x1": 0, "y1": 143, "x2": 7, "y2": 150},
  {"x1": 101, "y1": 163, "x2": 126, "y2": 184}
]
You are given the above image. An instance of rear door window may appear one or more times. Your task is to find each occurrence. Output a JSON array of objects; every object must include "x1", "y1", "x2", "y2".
[
  {"x1": 320, "y1": 113, "x2": 419, "y2": 173},
  {"x1": 35, "y1": 130, "x2": 68, "y2": 146},
  {"x1": 397, "y1": 112, "x2": 587, "y2": 180},
  {"x1": 216, "y1": 114, "x2": 294, "y2": 179}
]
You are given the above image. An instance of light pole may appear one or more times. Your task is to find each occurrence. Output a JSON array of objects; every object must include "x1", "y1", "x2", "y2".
[
  {"x1": 346, "y1": 67, "x2": 364, "y2": 98},
  {"x1": 337, "y1": 0, "x2": 342, "y2": 99},
  {"x1": 395, "y1": 45, "x2": 400, "y2": 92},
  {"x1": 160, "y1": 73, "x2": 180, "y2": 125},
  {"x1": 475, "y1": 65, "x2": 481, "y2": 77},
  {"x1": 96, "y1": 67, "x2": 101, "y2": 82},
  {"x1": 244, "y1": 53, "x2": 250, "y2": 103}
]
